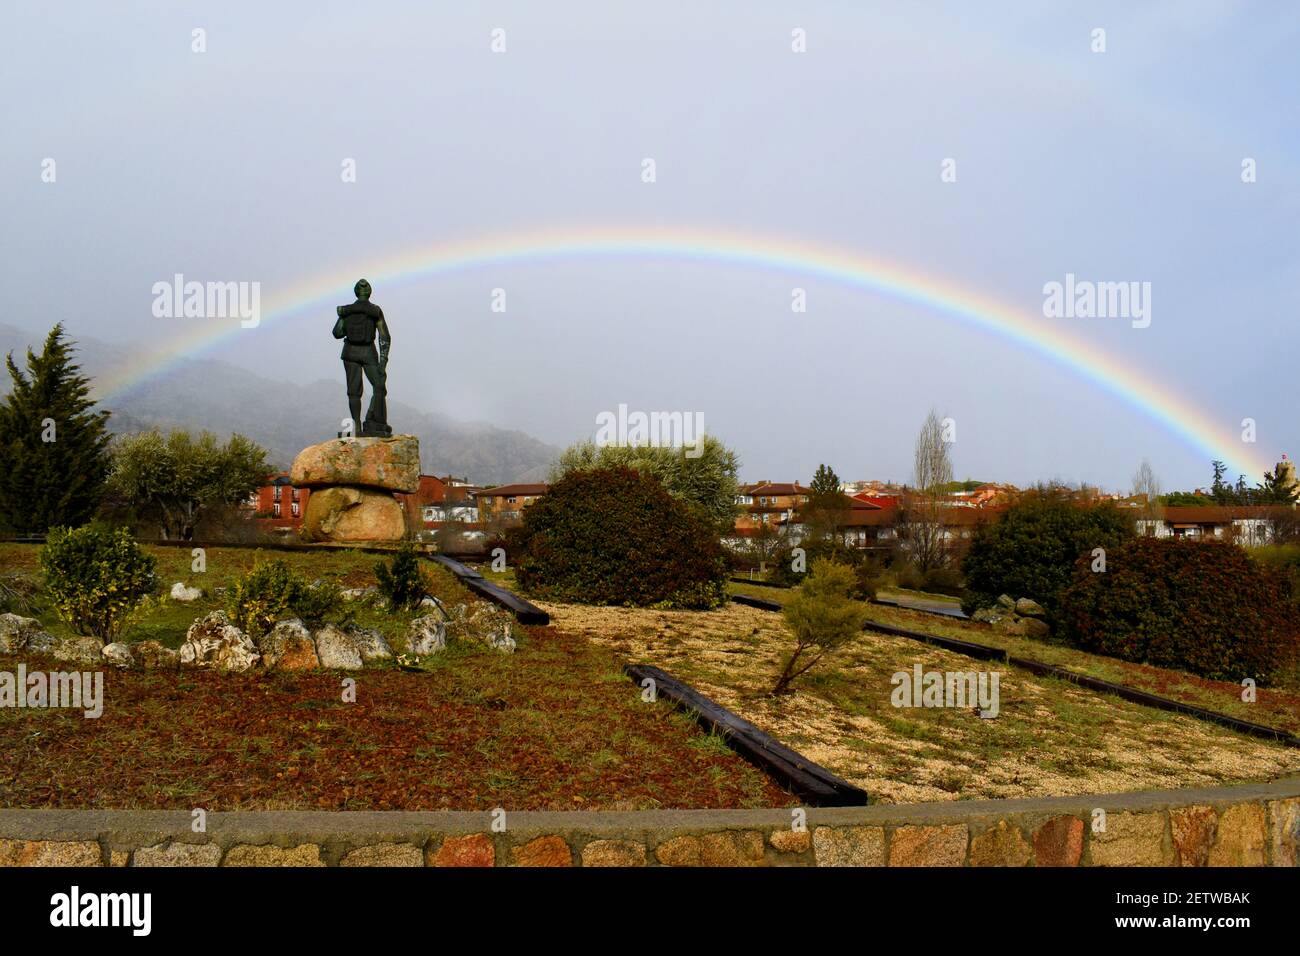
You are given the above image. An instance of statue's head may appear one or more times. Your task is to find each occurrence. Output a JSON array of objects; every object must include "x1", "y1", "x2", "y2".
[{"x1": 354, "y1": 278, "x2": 372, "y2": 300}]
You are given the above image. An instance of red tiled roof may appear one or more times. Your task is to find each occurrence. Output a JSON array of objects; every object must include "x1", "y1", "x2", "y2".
[{"x1": 477, "y1": 483, "x2": 549, "y2": 497}]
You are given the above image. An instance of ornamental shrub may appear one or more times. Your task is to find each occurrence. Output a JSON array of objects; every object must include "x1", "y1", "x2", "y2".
[
  {"x1": 1058, "y1": 537, "x2": 1300, "y2": 684},
  {"x1": 40, "y1": 524, "x2": 157, "y2": 641},
  {"x1": 225, "y1": 557, "x2": 345, "y2": 637},
  {"x1": 375, "y1": 542, "x2": 428, "y2": 611},
  {"x1": 962, "y1": 496, "x2": 1135, "y2": 619},
  {"x1": 509, "y1": 465, "x2": 728, "y2": 609}
]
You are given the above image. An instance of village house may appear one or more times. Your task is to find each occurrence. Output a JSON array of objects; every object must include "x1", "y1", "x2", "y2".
[{"x1": 475, "y1": 483, "x2": 548, "y2": 524}]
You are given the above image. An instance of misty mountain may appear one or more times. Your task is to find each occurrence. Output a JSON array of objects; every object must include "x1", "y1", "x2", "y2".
[{"x1": 0, "y1": 323, "x2": 558, "y2": 486}]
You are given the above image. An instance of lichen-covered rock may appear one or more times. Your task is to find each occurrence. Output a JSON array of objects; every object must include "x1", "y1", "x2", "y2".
[
  {"x1": 133, "y1": 640, "x2": 180, "y2": 669},
  {"x1": 300, "y1": 486, "x2": 407, "y2": 543},
  {"x1": 170, "y1": 582, "x2": 202, "y2": 602},
  {"x1": 1014, "y1": 597, "x2": 1046, "y2": 618},
  {"x1": 101, "y1": 642, "x2": 134, "y2": 668},
  {"x1": 349, "y1": 627, "x2": 392, "y2": 663},
  {"x1": 50, "y1": 636, "x2": 104, "y2": 664},
  {"x1": 290, "y1": 435, "x2": 421, "y2": 493},
  {"x1": 0, "y1": 613, "x2": 53, "y2": 654},
  {"x1": 445, "y1": 603, "x2": 517, "y2": 653},
  {"x1": 340, "y1": 587, "x2": 377, "y2": 602},
  {"x1": 406, "y1": 616, "x2": 447, "y2": 656},
  {"x1": 257, "y1": 619, "x2": 319, "y2": 670},
  {"x1": 179, "y1": 611, "x2": 259, "y2": 672},
  {"x1": 313, "y1": 624, "x2": 363, "y2": 670}
]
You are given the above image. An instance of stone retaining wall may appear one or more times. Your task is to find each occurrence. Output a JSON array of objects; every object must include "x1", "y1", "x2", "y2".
[{"x1": 3, "y1": 776, "x2": 1297, "y2": 866}]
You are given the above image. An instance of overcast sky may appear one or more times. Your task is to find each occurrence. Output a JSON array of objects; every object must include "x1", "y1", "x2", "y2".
[{"x1": 3, "y1": 1, "x2": 1297, "y2": 490}]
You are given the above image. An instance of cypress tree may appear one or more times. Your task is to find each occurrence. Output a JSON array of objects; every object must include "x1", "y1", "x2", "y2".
[{"x1": 0, "y1": 324, "x2": 111, "y2": 533}]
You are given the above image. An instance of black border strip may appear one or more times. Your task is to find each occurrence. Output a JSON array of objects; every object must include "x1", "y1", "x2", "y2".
[
  {"x1": 623, "y1": 663, "x2": 869, "y2": 806},
  {"x1": 428, "y1": 554, "x2": 550, "y2": 625}
]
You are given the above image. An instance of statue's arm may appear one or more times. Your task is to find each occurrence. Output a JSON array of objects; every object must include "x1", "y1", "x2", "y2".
[
  {"x1": 377, "y1": 316, "x2": 391, "y2": 363},
  {"x1": 332, "y1": 311, "x2": 346, "y2": 339}
]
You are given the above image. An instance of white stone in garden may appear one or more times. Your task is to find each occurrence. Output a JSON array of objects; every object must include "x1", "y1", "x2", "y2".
[
  {"x1": 349, "y1": 627, "x2": 392, "y2": 662},
  {"x1": 50, "y1": 636, "x2": 105, "y2": 664},
  {"x1": 257, "y1": 619, "x2": 319, "y2": 670},
  {"x1": 101, "y1": 642, "x2": 134, "y2": 668},
  {"x1": 486, "y1": 627, "x2": 517, "y2": 654},
  {"x1": 406, "y1": 616, "x2": 446, "y2": 656},
  {"x1": 313, "y1": 624, "x2": 363, "y2": 670},
  {"x1": 132, "y1": 640, "x2": 180, "y2": 669},
  {"x1": 179, "y1": 611, "x2": 259, "y2": 672},
  {"x1": 0, "y1": 613, "x2": 53, "y2": 653},
  {"x1": 340, "y1": 587, "x2": 377, "y2": 602},
  {"x1": 170, "y1": 582, "x2": 202, "y2": 602}
]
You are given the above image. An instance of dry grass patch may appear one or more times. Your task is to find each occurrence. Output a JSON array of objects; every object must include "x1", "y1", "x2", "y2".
[{"x1": 539, "y1": 599, "x2": 1300, "y2": 805}]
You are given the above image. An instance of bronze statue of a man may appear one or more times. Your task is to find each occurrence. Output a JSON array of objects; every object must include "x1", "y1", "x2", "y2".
[{"x1": 333, "y1": 278, "x2": 392, "y2": 437}]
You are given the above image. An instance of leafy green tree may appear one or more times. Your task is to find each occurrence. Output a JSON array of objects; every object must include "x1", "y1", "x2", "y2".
[
  {"x1": 802, "y1": 463, "x2": 849, "y2": 543},
  {"x1": 0, "y1": 325, "x2": 111, "y2": 534},
  {"x1": 108, "y1": 428, "x2": 270, "y2": 540},
  {"x1": 549, "y1": 436, "x2": 740, "y2": 531},
  {"x1": 773, "y1": 559, "x2": 868, "y2": 694},
  {"x1": 962, "y1": 490, "x2": 1136, "y2": 619}
]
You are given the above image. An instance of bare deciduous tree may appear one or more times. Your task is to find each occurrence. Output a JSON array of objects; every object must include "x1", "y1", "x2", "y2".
[
  {"x1": 1132, "y1": 459, "x2": 1162, "y2": 534},
  {"x1": 899, "y1": 409, "x2": 953, "y2": 571}
]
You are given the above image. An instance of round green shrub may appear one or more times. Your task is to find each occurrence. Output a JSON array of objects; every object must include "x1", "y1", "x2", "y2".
[
  {"x1": 225, "y1": 557, "x2": 345, "y2": 637},
  {"x1": 768, "y1": 540, "x2": 881, "y2": 601},
  {"x1": 961, "y1": 497, "x2": 1135, "y2": 618},
  {"x1": 375, "y1": 542, "x2": 427, "y2": 611},
  {"x1": 40, "y1": 524, "x2": 157, "y2": 641},
  {"x1": 1058, "y1": 537, "x2": 1299, "y2": 684},
  {"x1": 509, "y1": 465, "x2": 728, "y2": 609}
]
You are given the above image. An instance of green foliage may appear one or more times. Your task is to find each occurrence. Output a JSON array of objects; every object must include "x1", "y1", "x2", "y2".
[
  {"x1": 108, "y1": 428, "x2": 270, "y2": 539},
  {"x1": 511, "y1": 465, "x2": 728, "y2": 609},
  {"x1": 962, "y1": 495, "x2": 1135, "y2": 618},
  {"x1": 1248, "y1": 544, "x2": 1300, "y2": 606},
  {"x1": 224, "y1": 557, "x2": 346, "y2": 637},
  {"x1": 1059, "y1": 538, "x2": 1300, "y2": 684},
  {"x1": 375, "y1": 542, "x2": 428, "y2": 611},
  {"x1": 809, "y1": 464, "x2": 841, "y2": 498},
  {"x1": 0, "y1": 325, "x2": 112, "y2": 533},
  {"x1": 39, "y1": 525, "x2": 157, "y2": 641},
  {"x1": 773, "y1": 559, "x2": 869, "y2": 694},
  {"x1": 768, "y1": 539, "x2": 880, "y2": 600},
  {"x1": 549, "y1": 436, "x2": 740, "y2": 531}
]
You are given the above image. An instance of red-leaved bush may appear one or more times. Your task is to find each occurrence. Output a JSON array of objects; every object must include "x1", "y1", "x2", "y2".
[
  {"x1": 508, "y1": 465, "x2": 728, "y2": 609},
  {"x1": 1058, "y1": 537, "x2": 1299, "y2": 684}
]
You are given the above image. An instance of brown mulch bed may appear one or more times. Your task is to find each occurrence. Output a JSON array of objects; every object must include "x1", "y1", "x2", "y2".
[{"x1": 0, "y1": 627, "x2": 794, "y2": 811}]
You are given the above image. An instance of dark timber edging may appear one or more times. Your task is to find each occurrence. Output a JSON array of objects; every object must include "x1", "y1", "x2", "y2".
[
  {"x1": 732, "y1": 595, "x2": 1300, "y2": 749},
  {"x1": 428, "y1": 555, "x2": 550, "y2": 626},
  {"x1": 622, "y1": 663, "x2": 869, "y2": 807}
]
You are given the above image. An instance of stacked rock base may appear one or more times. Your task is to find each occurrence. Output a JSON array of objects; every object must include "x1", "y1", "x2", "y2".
[{"x1": 291, "y1": 435, "x2": 420, "y2": 545}]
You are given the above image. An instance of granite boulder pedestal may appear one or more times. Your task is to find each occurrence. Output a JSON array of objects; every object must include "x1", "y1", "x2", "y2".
[{"x1": 291, "y1": 435, "x2": 420, "y2": 545}]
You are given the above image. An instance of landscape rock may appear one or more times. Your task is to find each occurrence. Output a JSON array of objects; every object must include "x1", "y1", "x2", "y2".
[
  {"x1": 887, "y1": 825, "x2": 968, "y2": 867},
  {"x1": 971, "y1": 607, "x2": 1003, "y2": 624},
  {"x1": 580, "y1": 840, "x2": 646, "y2": 867},
  {"x1": 0, "y1": 839, "x2": 102, "y2": 867},
  {"x1": 50, "y1": 636, "x2": 104, "y2": 664},
  {"x1": 101, "y1": 642, "x2": 134, "y2": 668},
  {"x1": 290, "y1": 435, "x2": 421, "y2": 493},
  {"x1": 349, "y1": 627, "x2": 392, "y2": 663},
  {"x1": 257, "y1": 619, "x2": 319, "y2": 671},
  {"x1": 179, "y1": 611, "x2": 259, "y2": 672},
  {"x1": 300, "y1": 486, "x2": 407, "y2": 544},
  {"x1": 0, "y1": 613, "x2": 53, "y2": 654},
  {"x1": 132, "y1": 842, "x2": 222, "y2": 867},
  {"x1": 431, "y1": 834, "x2": 496, "y2": 867},
  {"x1": 655, "y1": 831, "x2": 765, "y2": 867},
  {"x1": 133, "y1": 640, "x2": 180, "y2": 669},
  {"x1": 1033, "y1": 816, "x2": 1084, "y2": 867},
  {"x1": 340, "y1": 843, "x2": 423, "y2": 867},
  {"x1": 340, "y1": 587, "x2": 377, "y2": 602},
  {"x1": 406, "y1": 616, "x2": 447, "y2": 656},
  {"x1": 1014, "y1": 597, "x2": 1046, "y2": 618},
  {"x1": 812, "y1": 826, "x2": 885, "y2": 867},
  {"x1": 170, "y1": 582, "x2": 202, "y2": 602},
  {"x1": 509, "y1": 836, "x2": 572, "y2": 868},
  {"x1": 996, "y1": 594, "x2": 1016, "y2": 610},
  {"x1": 222, "y1": 844, "x2": 325, "y2": 867},
  {"x1": 313, "y1": 624, "x2": 363, "y2": 670}
]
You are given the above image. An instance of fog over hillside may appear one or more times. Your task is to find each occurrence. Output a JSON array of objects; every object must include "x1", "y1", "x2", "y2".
[{"x1": 0, "y1": 322, "x2": 558, "y2": 485}]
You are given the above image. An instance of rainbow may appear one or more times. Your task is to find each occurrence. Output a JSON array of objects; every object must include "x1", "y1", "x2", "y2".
[{"x1": 96, "y1": 225, "x2": 1272, "y2": 479}]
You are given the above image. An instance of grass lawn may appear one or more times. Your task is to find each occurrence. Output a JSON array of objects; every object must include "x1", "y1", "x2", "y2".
[
  {"x1": 541, "y1": 597, "x2": 1300, "y2": 805},
  {"x1": 0, "y1": 543, "x2": 792, "y2": 811}
]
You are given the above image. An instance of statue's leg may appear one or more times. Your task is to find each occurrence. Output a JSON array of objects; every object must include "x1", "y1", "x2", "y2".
[
  {"x1": 344, "y1": 360, "x2": 363, "y2": 436},
  {"x1": 361, "y1": 359, "x2": 388, "y2": 435}
]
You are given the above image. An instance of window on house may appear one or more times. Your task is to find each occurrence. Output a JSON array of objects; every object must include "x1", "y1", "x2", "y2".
[
  {"x1": 291, "y1": 489, "x2": 300, "y2": 502},
  {"x1": 273, "y1": 486, "x2": 282, "y2": 502},
  {"x1": 272, "y1": 503, "x2": 281, "y2": 518},
  {"x1": 507, "y1": 496, "x2": 517, "y2": 504},
  {"x1": 291, "y1": 502, "x2": 299, "y2": 517}
]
